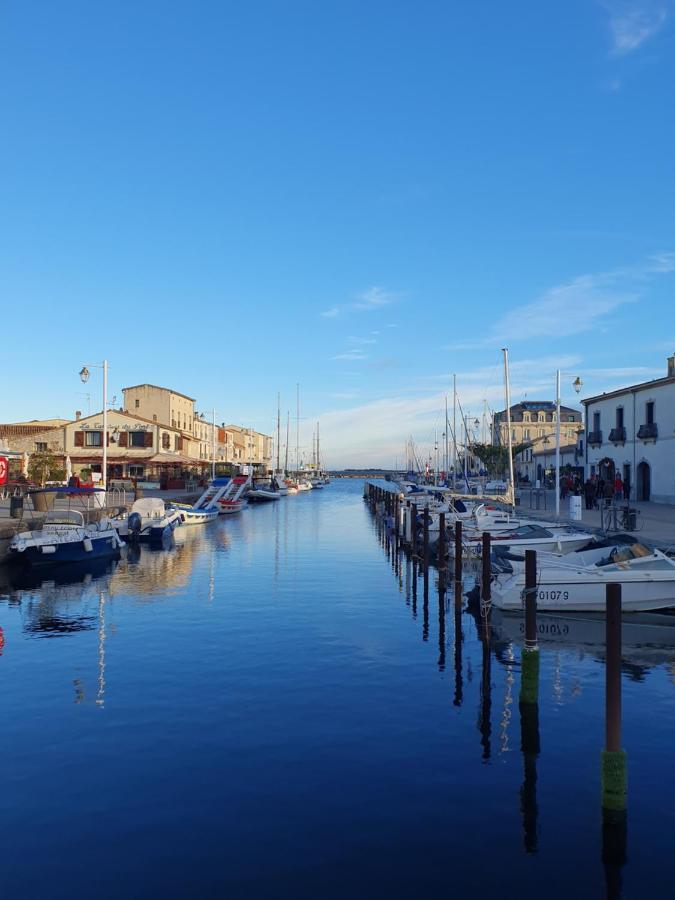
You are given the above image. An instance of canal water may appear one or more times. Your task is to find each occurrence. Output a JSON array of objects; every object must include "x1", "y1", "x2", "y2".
[{"x1": 0, "y1": 480, "x2": 672, "y2": 898}]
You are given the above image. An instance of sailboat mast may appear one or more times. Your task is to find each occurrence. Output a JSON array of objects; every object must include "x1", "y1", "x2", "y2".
[
  {"x1": 453, "y1": 374, "x2": 457, "y2": 483},
  {"x1": 296, "y1": 383, "x2": 300, "y2": 474},
  {"x1": 444, "y1": 393, "x2": 449, "y2": 477},
  {"x1": 502, "y1": 347, "x2": 516, "y2": 513},
  {"x1": 317, "y1": 421, "x2": 320, "y2": 472},
  {"x1": 285, "y1": 411, "x2": 290, "y2": 474},
  {"x1": 276, "y1": 392, "x2": 281, "y2": 473}
]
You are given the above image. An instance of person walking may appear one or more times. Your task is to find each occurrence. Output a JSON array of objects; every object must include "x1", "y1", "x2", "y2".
[
  {"x1": 584, "y1": 477, "x2": 595, "y2": 510},
  {"x1": 614, "y1": 473, "x2": 623, "y2": 502},
  {"x1": 595, "y1": 477, "x2": 604, "y2": 510},
  {"x1": 604, "y1": 478, "x2": 614, "y2": 508},
  {"x1": 623, "y1": 475, "x2": 631, "y2": 501}
]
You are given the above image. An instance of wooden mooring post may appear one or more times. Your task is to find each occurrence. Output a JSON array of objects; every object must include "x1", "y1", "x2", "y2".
[
  {"x1": 520, "y1": 549, "x2": 539, "y2": 706},
  {"x1": 423, "y1": 508, "x2": 430, "y2": 569},
  {"x1": 454, "y1": 520, "x2": 463, "y2": 608},
  {"x1": 411, "y1": 503, "x2": 418, "y2": 556},
  {"x1": 437, "y1": 512, "x2": 446, "y2": 570},
  {"x1": 602, "y1": 583, "x2": 626, "y2": 815},
  {"x1": 481, "y1": 531, "x2": 491, "y2": 607}
]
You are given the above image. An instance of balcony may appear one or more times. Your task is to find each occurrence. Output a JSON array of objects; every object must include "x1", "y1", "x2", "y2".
[
  {"x1": 637, "y1": 423, "x2": 658, "y2": 441},
  {"x1": 587, "y1": 430, "x2": 603, "y2": 446},
  {"x1": 608, "y1": 426, "x2": 626, "y2": 444}
]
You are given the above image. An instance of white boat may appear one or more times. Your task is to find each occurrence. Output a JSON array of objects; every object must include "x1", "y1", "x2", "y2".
[
  {"x1": 167, "y1": 502, "x2": 219, "y2": 525},
  {"x1": 467, "y1": 522, "x2": 595, "y2": 555},
  {"x1": 271, "y1": 476, "x2": 288, "y2": 496},
  {"x1": 296, "y1": 481, "x2": 312, "y2": 492},
  {"x1": 118, "y1": 498, "x2": 183, "y2": 543},
  {"x1": 492, "y1": 541, "x2": 675, "y2": 612},
  {"x1": 247, "y1": 483, "x2": 281, "y2": 502},
  {"x1": 9, "y1": 509, "x2": 124, "y2": 567}
]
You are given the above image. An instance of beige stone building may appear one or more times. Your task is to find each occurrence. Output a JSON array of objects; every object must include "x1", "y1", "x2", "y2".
[
  {"x1": 492, "y1": 402, "x2": 583, "y2": 449},
  {"x1": 223, "y1": 425, "x2": 273, "y2": 470}
]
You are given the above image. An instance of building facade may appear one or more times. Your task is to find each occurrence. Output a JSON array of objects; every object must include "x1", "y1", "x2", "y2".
[
  {"x1": 492, "y1": 402, "x2": 583, "y2": 448},
  {"x1": 582, "y1": 356, "x2": 675, "y2": 504}
]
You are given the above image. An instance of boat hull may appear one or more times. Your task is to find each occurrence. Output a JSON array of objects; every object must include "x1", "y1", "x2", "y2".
[
  {"x1": 9, "y1": 535, "x2": 122, "y2": 568},
  {"x1": 493, "y1": 573, "x2": 675, "y2": 612}
]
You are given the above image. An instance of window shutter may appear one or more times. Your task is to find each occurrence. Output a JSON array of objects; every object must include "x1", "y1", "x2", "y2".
[
  {"x1": 144, "y1": 432, "x2": 153, "y2": 448},
  {"x1": 118, "y1": 432, "x2": 128, "y2": 447},
  {"x1": 74, "y1": 431, "x2": 84, "y2": 447},
  {"x1": 106, "y1": 432, "x2": 110, "y2": 447},
  {"x1": 177, "y1": 436, "x2": 183, "y2": 451}
]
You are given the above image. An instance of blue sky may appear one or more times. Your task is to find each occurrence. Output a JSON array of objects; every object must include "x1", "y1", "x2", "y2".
[{"x1": 1, "y1": 1, "x2": 674, "y2": 466}]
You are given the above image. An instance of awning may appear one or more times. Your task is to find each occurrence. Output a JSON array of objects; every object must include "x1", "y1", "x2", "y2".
[{"x1": 146, "y1": 454, "x2": 199, "y2": 466}]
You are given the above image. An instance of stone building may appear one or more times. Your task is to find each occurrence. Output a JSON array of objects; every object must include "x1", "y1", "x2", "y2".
[{"x1": 492, "y1": 402, "x2": 583, "y2": 450}]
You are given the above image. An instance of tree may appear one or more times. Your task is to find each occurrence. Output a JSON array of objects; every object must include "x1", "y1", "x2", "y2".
[
  {"x1": 469, "y1": 442, "x2": 530, "y2": 478},
  {"x1": 27, "y1": 452, "x2": 65, "y2": 487}
]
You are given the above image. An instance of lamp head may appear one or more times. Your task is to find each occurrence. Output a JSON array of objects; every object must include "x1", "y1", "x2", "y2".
[
  {"x1": 79, "y1": 366, "x2": 90, "y2": 384},
  {"x1": 573, "y1": 376, "x2": 583, "y2": 394}
]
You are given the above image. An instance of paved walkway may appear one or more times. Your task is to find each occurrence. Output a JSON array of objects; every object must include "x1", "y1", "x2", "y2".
[{"x1": 517, "y1": 489, "x2": 675, "y2": 548}]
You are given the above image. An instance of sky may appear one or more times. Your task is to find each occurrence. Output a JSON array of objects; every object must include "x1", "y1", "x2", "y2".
[{"x1": 1, "y1": 1, "x2": 674, "y2": 467}]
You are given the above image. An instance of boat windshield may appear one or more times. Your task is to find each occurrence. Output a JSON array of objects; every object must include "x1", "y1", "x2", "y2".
[
  {"x1": 44, "y1": 510, "x2": 85, "y2": 527},
  {"x1": 509, "y1": 524, "x2": 553, "y2": 539}
]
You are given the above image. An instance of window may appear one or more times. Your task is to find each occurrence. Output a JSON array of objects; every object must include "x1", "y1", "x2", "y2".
[
  {"x1": 129, "y1": 465, "x2": 144, "y2": 477},
  {"x1": 646, "y1": 401, "x2": 654, "y2": 425},
  {"x1": 135, "y1": 399, "x2": 140, "y2": 408},
  {"x1": 567, "y1": 415, "x2": 575, "y2": 423},
  {"x1": 174, "y1": 435, "x2": 181, "y2": 450},
  {"x1": 162, "y1": 432, "x2": 170, "y2": 449},
  {"x1": 129, "y1": 431, "x2": 146, "y2": 448},
  {"x1": 523, "y1": 428, "x2": 530, "y2": 440},
  {"x1": 538, "y1": 428, "x2": 544, "y2": 438},
  {"x1": 523, "y1": 412, "x2": 530, "y2": 422},
  {"x1": 153, "y1": 414, "x2": 157, "y2": 422},
  {"x1": 538, "y1": 413, "x2": 544, "y2": 422},
  {"x1": 511, "y1": 429, "x2": 516, "y2": 441},
  {"x1": 35, "y1": 442, "x2": 47, "y2": 452},
  {"x1": 593, "y1": 411, "x2": 600, "y2": 432},
  {"x1": 85, "y1": 431, "x2": 102, "y2": 447},
  {"x1": 616, "y1": 407, "x2": 624, "y2": 429}
]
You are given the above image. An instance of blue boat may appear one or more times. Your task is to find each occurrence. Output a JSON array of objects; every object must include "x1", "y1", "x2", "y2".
[{"x1": 9, "y1": 508, "x2": 124, "y2": 568}]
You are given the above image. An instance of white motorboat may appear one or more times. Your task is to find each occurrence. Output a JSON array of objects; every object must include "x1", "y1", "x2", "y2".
[
  {"x1": 216, "y1": 475, "x2": 252, "y2": 514},
  {"x1": 296, "y1": 481, "x2": 312, "y2": 492},
  {"x1": 9, "y1": 509, "x2": 124, "y2": 568},
  {"x1": 247, "y1": 484, "x2": 281, "y2": 502},
  {"x1": 118, "y1": 498, "x2": 183, "y2": 543},
  {"x1": 466, "y1": 522, "x2": 595, "y2": 555},
  {"x1": 492, "y1": 541, "x2": 675, "y2": 612},
  {"x1": 167, "y1": 502, "x2": 219, "y2": 525}
]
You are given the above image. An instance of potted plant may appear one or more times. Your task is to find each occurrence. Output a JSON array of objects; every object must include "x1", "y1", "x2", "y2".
[{"x1": 28, "y1": 452, "x2": 63, "y2": 511}]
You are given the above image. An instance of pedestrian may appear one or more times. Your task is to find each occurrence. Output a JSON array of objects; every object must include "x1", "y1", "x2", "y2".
[
  {"x1": 584, "y1": 477, "x2": 594, "y2": 510},
  {"x1": 595, "y1": 477, "x2": 604, "y2": 510},
  {"x1": 603, "y1": 478, "x2": 614, "y2": 508},
  {"x1": 614, "y1": 473, "x2": 623, "y2": 502},
  {"x1": 623, "y1": 475, "x2": 630, "y2": 501}
]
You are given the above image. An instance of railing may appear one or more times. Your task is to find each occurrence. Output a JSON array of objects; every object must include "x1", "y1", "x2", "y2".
[
  {"x1": 608, "y1": 427, "x2": 626, "y2": 443},
  {"x1": 587, "y1": 430, "x2": 603, "y2": 445},
  {"x1": 637, "y1": 423, "x2": 658, "y2": 441}
]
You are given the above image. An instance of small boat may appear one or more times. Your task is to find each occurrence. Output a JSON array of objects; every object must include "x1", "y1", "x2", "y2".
[
  {"x1": 167, "y1": 502, "x2": 219, "y2": 525},
  {"x1": 271, "y1": 476, "x2": 288, "y2": 496},
  {"x1": 492, "y1": 541, "x2": 675, "y2": 612},
  {"x1": 8, "y1": 509, "x2": 124, "y2": 568},
  {"x1": 296, "y1": 481, "x2": 312, "y2": 492},
  {"x1": 465, "y1": 522, "x2": 595, "y2": 555},
  {"x1": 284, "y1": 480, "x2": 299, "y2": 495},
  {"x1": 217, "y1": 475, "x2": 251, "y2": 514},
  {"x1": 118, "y1": 498, "x2": 183, "y2": 544},
  {"x1": 247, "y1": 483, "x2": 281, "y2": 502}
]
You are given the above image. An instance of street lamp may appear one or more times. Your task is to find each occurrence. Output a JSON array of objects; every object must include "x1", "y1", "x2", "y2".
[
  {"x1": 80, "y1": 360, "x2": 109, "y2": 494},
  {"x1": 555, "y1": 370, "x2": 583, "y2": 518}
]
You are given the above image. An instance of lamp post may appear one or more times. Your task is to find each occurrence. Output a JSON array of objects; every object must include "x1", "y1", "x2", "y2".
[
  {"x1": 555, "y1": 371, "x2": 583, "y2": 518},
  {"x1": 79, "y1": 360, "x2": 108, "y2": 494}
]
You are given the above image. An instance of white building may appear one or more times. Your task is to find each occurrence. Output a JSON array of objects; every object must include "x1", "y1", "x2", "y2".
[{"x1": 582, "y1": 355, "x2": 675, "y2": 504}]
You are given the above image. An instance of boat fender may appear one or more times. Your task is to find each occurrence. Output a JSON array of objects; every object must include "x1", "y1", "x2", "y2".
[
  {"x1": 83, "y1": 538, "x2": 94, "y2": 552},
  {"x1": 40, "y1": 545, "x2": 57, "y2": 554}
]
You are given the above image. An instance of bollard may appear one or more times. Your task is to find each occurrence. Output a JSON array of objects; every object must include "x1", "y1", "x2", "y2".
[
  {"x1": 423, "y1": 508, "x2": 430, "y2": 569},
  {"x1": 411, "y1": 503, "x2": 418, "y2": 555},
  {"x1": 602, "y1": 583, "x2": 627, "y2": 815},
  {"x1": 438, "y1": 573, "x2": 446, "y2": 671},
  {"x1": 481, "y1": 532, "x2": 491, "y2": 606},
  {"x1": 438, "y1": 512, "x2": 446, "y2": 570}
]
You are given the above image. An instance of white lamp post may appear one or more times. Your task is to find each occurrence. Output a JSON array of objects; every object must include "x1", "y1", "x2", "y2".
[
  {"x1": 80, "y1": 360, "x2": 109, "y2": 495},
  {"x1": 555, "y1": 371, "x2": 583, "y2": 518}
]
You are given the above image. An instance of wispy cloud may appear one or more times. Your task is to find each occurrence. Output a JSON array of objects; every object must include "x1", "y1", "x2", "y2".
[
  {"x1": 320, "y1": 285, "x2": 399, "y2": 319},
  {"x1": 446, "y1": 253, "x2": 675, "y2": 350},
  {"x1": 349, "y1": 335, "x2": 377, "y2": 345},
  {"x1": 332, "y1": 349, "x2": 368, "y2": 361},
  {"x1": 599, "y1": 1, "x2": 668, "y2": 55}
]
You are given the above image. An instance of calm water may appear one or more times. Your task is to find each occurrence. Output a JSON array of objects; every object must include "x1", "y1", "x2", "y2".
[{"x1": 1, "y1": 480, "x2": 673, "y2": 898}]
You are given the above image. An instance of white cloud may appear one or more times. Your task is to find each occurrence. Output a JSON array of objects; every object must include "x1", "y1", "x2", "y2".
[
  {"x1": 599, "y1": 1, "x2": 668, "y2": 55},
  {"x1": 349, "y1": 335, "x2": 377, "y2": 345},
  {"x1": 353, "y1": 286, "x2": 394, "y2": 310},
  {"x1": 321, "y1": 307, "x2": 340, "y2": 318},
  {"x1": 332, "y1": 349, "x2": 368, "y2": 361}
]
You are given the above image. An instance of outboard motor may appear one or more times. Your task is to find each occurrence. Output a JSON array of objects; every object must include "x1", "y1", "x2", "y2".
[{"x1": 127, "y1": 511, "x2": 142, "y2": 541}]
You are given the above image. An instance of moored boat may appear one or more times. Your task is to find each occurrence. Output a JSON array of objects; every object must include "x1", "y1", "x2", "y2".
[{"x1": 8, "y1": 510, "x2": 124, "y2": 568}]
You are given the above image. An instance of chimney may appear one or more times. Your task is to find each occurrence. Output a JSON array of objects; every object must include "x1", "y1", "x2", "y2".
[
  {"x1": 75, "y1": 410, "x2": 81, "y2": 420},
  {"x1": 668, "y1": 354, "x2": 675, "y2": 378}
]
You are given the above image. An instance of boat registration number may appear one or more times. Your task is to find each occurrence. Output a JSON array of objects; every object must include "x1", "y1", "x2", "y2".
[
  {"x1": 519, "y1": 622, "x2": 570, "y2": 636},
  {"x1": 537, "y1": 590, "x2": 569, "y2": 602}
]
